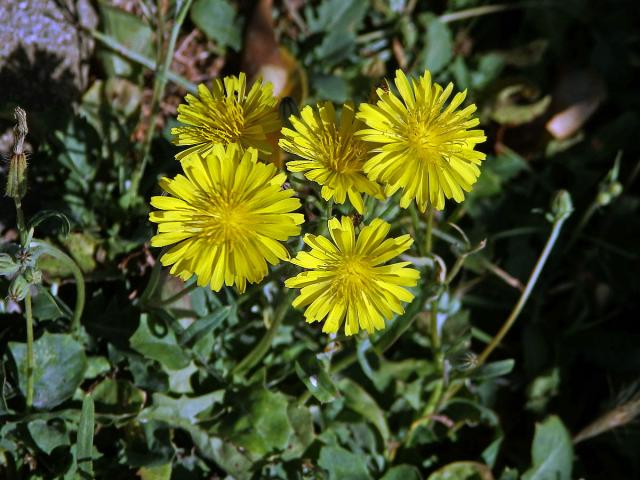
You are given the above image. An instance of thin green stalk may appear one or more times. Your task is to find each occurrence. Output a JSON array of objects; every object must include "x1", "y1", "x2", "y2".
[
  {"x1": 444, "y1": 255, "x2": 466, "y2": 285},
  {"x1": 14, "y1": 199, "x2": 27, "y2": 246},
  {"x1": 564, "y1": 201, "x2": 597, "y2": 253},
  {"x1": 139, "y1": 250, "x2": 165, "y2": 305},
  {"x1": 439, "y1": 3, "x2": 525, "y2": 24},
  {"x1": 233, "y1": 290, "x2": 296, "y2": 377},
  {"x1": 409, "y1": 204, "x2": 424, "y2": 256},
  {"x1": 32, "y1": 240, "x2": 85, "y2": 332},
  {"x1": 153, "y1": 281, "x2": 199, "y2": 308},
  {"x1": 477, "y1": 215, "x2": 567, "y2": 365},
  {"x1": 25, "y1": 291, "x2": 34, "y2": 409},
  {"x1": 89, "y1": 29, "x2": 197, "y2": 93},
  {"x1": 130, "y1": 0, "x2": 193, "y2": 196},
  {"x1": 425, "y1": 207, "x2": 434, "y2": 254},
  {"x1": 420, "y1": 300, "x2": 445, "y2": 421}
]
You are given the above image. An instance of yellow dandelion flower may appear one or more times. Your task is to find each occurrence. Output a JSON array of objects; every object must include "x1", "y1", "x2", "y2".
[
  {"x1": 149, "y1": 144, "x2": 304, "y2": 292},
  {"x1": 285, "y1": 216, "x2": 420, "y2": 335},
  {"x1": 357, "y1": 69, "x2": 487, "y2": 211},
  {"x1": 279, "y1": 102, "x2": 383, "y2": 214},
  {"x1": 171, "y1": 73, "x2": 280, "y2": 161}
]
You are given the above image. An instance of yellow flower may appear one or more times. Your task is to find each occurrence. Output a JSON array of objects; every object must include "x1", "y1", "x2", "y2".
[
  {"x1": 171, "y1": 73, "x2": 280, "y2": 161},
  {"x1": 279, "y1": 102, "x2": 382, "y2": 214},
  {"x1": 285, "y1": 217, "x2": 420, "y2": 335},
  {"x1": 357, "y1": 69, "x2": 486, "y2": 211},
  {"x1": 149, "y1": 144, "x2": 304, "y2": 292}
]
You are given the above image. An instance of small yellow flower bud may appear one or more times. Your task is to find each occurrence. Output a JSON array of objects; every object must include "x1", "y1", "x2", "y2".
[{"x1": 8, "y1": 275, "x2": 30, "y2": 302}]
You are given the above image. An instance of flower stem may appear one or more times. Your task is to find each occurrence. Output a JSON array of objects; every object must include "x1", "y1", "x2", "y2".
[
  {"x1": 233, "y1": 289, "x2": 295, "y2": 377},
  {"x1": 25, "y1": 290, "x2": 34, "y2": 409},
  {"x1": 425, "y1": 207, "x2": 434, "y2": 254},
  {"x1": 154, "y1": 281, "x2": 199, "y2": 308},
  {"x1": 32, "y1": 240, "x2": 85, "y2": 333},
  {"x1": 129, "y1": 0, "x2": 193, "y2": 197},
  {"x1": 14, "y1": 198, "x2": 27, "y2": 246},
  {"x1": 409, "y1": 204, "x2": 424, "y2": 256}
]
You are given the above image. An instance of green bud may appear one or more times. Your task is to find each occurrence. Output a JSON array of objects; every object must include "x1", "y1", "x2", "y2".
[
  {"x1": 23, "y1": 267, "x2": 42, "y2": 284},
  {"x1": 5, "y1": 153, "x2": 27, "y2": 200},
  {"x1": 8, "y1": 275, "x2": 29, "y2": 302},
  {"x1": 549, "y1": 190, "x2": 574, "y2": 222},
  {"x1": 596, "y1": 191, "x2": 612, "y2": 207},
  {"x1": 0, "y1": 253, "x2": 19, "y2": 277},
  {"x1": 607, "y1": 181, "x2": 623, "y2": 197}
]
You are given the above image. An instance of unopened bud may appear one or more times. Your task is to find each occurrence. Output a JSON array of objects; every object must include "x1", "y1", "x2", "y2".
[
  {"x1": 23, "y1": 267, "x2": 42, "y2": 284},
  {"x1": 5, "y1": 153, "x2": 27, "y2": 199},
  {"x1": 596, "y1": 191, "x2": 612, "y2": 206},
  {"x1": 8, "y1": 275, "x2": 29, "y2": 302},
  {"x1": 607, "y1": 181, "x2": 623, "y2": 198},
  {"x1": 0, "y1": 253, "x2": 19, "y2": 277},
  {"x1": 549, "y1": 190, "x2": 574, "y2": 223},
  {"x1": 5, "y1": 107, "x2": 29, "y2": 200}
]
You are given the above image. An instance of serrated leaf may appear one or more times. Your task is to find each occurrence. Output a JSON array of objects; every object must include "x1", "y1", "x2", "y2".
[
  {"x1": 9, "y1": 333, "x2": 87, "y2": 409},
  {"x1": 318, "y1": 445, "x2": 372, "y2": 480},
  {"x1": 130, "y1": 314, "x2": 191, "y2": 370},
  {"x1": 295, "y1": 355, "x2": 339, "y2": 403},
  {"x1": 191, "y1": 0, "x2": 242, "y2": 50},
  {"x1": 381, "y1": 464, "x2": 422, "y2": 480},
  {"x1": 77, "y1": 395, "x2": 95, "y2": 478},
  {"x1": 338, "y1": 378, "x2": 389, "y2": 443},
  {"x1": 428, "y1": 461, "x2": 494, "y2": 480},
  {"x1": 522, "y1": 416, "x2": 573, "y2": 480},
  {"x1": 417, "y1": 14, "x2": 453, "y2": 74},
  {"x1": 28, "y1": 419, "x2": 70, "y2": 455}
]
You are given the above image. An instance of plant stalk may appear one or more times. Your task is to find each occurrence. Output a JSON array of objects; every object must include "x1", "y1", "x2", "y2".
[{"x1": 25, "y1": 291, "x2": 34, "y2": 408}]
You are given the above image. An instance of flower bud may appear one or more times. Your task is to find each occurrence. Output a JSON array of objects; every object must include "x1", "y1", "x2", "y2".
[
  {"x1": 596, "y1": 191, "x2": 612, "y2": 207},
  {"x1": 23, "y1": 267, "x2": 42, "y2": 284},
  {"x1": 0, "y1": 253, "x2": 19, "y2": 277},
  {"x1": 607, "y1": 181, "x2": 623, "y2": 198},
  {"x1": 549, "y1": 190, "x2": 574, "y2": 223},
  {"x1": 8, "y1": 275, "x2": 29, "y2": 302},
  {"x1": 5, "y1": 152, "x2": 27, "y2": 200}
]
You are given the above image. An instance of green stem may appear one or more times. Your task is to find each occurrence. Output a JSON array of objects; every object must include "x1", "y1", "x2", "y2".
[
  {"x1": 233, "y1": 290, "x2": 295, "y2": 377},
  {"x1": 25, "y1": 291, "x2": 34, "y2": 409},
  {"x1": 14, "y1": 199, "x2": 27, "y2": 246},
  {"x1": 130, "y1": 0, "x2": 193, "y2": 196},
  {"x1": 476, "y1": 216, "x2": 567, "y2": 365},
  {"x1": 444, "y1": 254, "x2": 466, "y2": 285},
  {"x1": 409, "y1": 204, "x2": 424, "y2": 256},
  {"x1": 425, "y1": 207, "x2": 434, "y2": 255},
  {"x1": 153, "y1": 281, "x2": 199, "y2": 308},
  {"x1": 88, "y1": 29, "x2": 197, "y2": 94},
  {"x1": 32, "y1": 240, "x2": 85, "y2": 333},
  {"x1": 139, "y1": 247, "x2": 169, "y2": 306}
]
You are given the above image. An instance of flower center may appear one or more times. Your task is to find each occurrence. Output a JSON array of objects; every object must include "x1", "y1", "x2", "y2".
[
  {"x1": 207, "y1": 100, "x2": 246, "y2": 144},
  {"x1": 189, "y1": 192, "x2": 252, "y2": 245},
  {"x1": 333, "y1": 255, "x2": 374, "y2": 297},
  {"x1": 318, "y1": 129, "x2": 367, "y2": 174}
]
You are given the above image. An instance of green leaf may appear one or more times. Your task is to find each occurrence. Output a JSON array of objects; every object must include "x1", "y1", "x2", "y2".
[
  {"x1": 338, "y1": 378, "x2": 390, "y2": 443},
  {"x1": 77, "y1": 395, "x2": 95, "y2": 479},
  {"x1": 522, "y1": 416, "x2": 573, "y2": 480},
  {"x1": 381, "y1": 464, "x2": 422, "y2": 480},
  {"x1": 29, "y1": 210, "x2": 71, "y2": 237},
  {"x1": 222, "y1": 387, "x2": 293, "y2": 457},
  {"x1": 417, "y1": 14, "x2": 453, "y2": 74},
  {"x1": 469, "y1": 359, "x2": 515, "y2": 381},
  {"x1": 283, "y1": 402, "x2": 315, "y2": 461},
  {"x1": 9, "y1": 333, "x2": 87, "y2": 409},
  {"x1": 28, "y1": 419, "x2": 70, "y2": 455},
  {"x1": 318, "y1": 445, "x2": 372, "y2": 480},
  {"x1": 177, "y1": 306, "x2": 230, "y2": 347},
  {"x1": 31, "y1": 287, "x2": 67, "y2": 321},
  {"x1": 295, "y1": 355, "x2": 339, "y2": 403},
  {"x1": 428, "y1": 461, "x2": 493, "y2": 480},
  {"x1": 138, "y1": 463, "x2": 172, "y2": 480},
  {"x1": 130, "y1": 314, "x2": 191, "y2": 370},
  {"x1": 191, "y1": 0, "x2": 242, "y2": 51},
  {"x1": 140, "y1": 391, "x2": 224, "y2": 425},
  {"x1": 97, "y1": 3, "x2": 154, "y2": 78},
  {"x1": 92, "y1": 379, "x2": 145, "y2": 414}
]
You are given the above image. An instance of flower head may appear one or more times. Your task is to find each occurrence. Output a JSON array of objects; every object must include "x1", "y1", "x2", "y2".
[
  {"x1": 171, "y1": 73, "x2": 280, "y2": 161},
  {"x1": 357, "y1": 69, "x2": 486, "y2": 211},
  {"x1": 149, "y1": 144, "x2": 304, "y2": 292},
  {"x1": 285, "y1": 217, "x2": 419, "y2": 335},
  {"x1": 279, "y1": 102, "x2": 383, "y2": 214}
]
